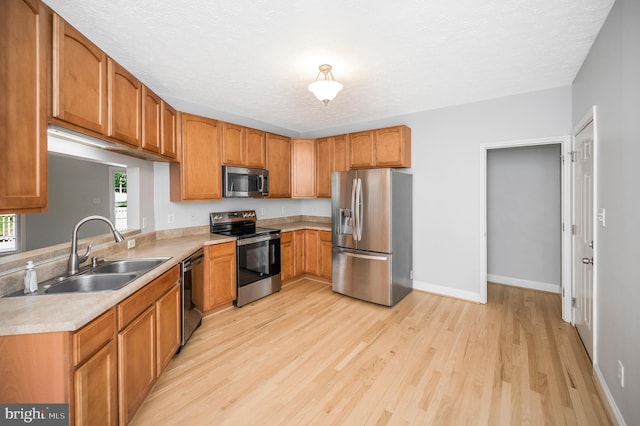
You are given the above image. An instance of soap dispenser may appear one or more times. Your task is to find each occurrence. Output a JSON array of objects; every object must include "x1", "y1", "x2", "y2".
[{"x1": 23, "y1": 261, "x2": 38, "y2": 294}]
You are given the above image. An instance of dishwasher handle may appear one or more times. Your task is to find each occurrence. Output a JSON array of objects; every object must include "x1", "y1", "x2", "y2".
[{"x1": 182, "y1": 250, "x2": 204, "y2": 272}]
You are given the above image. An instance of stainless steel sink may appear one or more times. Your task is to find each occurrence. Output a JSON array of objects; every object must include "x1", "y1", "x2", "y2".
[
  {"x1": 9, "y1": 256, "x2": 172, "y2": 296},
  {"x1": 45, "y1": 273, "x2": 138, "y2": 294},
  {"x1": 92, "y1": 258, "x2": 169, "y2": 274}
]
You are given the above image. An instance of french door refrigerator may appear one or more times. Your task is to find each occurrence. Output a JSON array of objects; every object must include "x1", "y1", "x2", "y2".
[{"x1": 331, "y1": 168, "x2": 413, "y2": 306}]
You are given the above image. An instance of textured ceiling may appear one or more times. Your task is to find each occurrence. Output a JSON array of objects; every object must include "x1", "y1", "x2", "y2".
[{"x1": 42, "y1": 0, "x2": 614, "y2": 134}]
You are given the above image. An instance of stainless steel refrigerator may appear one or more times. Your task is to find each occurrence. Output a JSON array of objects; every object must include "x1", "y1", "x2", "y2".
[{"x1": 331, "y1": 168, "x2": 413, "y2": 306}]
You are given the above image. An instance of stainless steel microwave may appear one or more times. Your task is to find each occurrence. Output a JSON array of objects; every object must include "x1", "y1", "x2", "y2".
[{"x1": 222, "y1": 166, "x2": 269, "y2": 198}]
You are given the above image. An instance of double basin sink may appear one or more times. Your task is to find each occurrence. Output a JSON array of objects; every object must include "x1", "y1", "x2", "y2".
[{"x1": 18, "y1": 257, "x2": 171, "y2": 296}]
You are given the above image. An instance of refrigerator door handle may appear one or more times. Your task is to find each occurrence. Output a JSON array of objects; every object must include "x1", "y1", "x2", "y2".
[
  {"x1": 356, "y1": 177, "x2": 363, "y2": 241},
  {"x1": 343, "y1": 251, "x2": 388, "y2": 261},
  {"x1": 351, "y1": 177, "x2": 358, "y2": 240}
]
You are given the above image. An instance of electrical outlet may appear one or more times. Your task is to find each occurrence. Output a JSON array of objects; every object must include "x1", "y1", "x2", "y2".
[
  {"x1": 260, "y1": 208, "x2": 265, "y2": 215},
  {"x1": 282, "y1": 207, "x2": 286, "y2": 214},
  {"x1": 168, "y1": 214, "x2": 174, "y2": 224},
  {"x1": 190, "y1": 214, "x2": 196, "y2": 222},
  {"x1": 599, "y1": 208, "x2": 606, "y2": 227},
  {"x1": 618, "y1": 360, "x2": 625, "y2": 387},
  {"x1": 127, "y1": 239, "x2": 136, "y2": 249}
]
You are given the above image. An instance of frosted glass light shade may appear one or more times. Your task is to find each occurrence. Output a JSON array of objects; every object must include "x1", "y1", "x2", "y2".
[{"x1": 308, "y1": 65, "x2": 343, "y2": 105}]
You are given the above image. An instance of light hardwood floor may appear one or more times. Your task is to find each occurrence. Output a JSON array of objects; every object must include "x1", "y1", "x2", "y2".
[{"x1": 131, "y1": 280, "x2": 610, "y2": 425}]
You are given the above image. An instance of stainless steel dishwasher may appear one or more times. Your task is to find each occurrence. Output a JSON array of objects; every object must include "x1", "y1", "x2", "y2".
[{"x1": 180, "y1": 248, "x2": 204, "y2": 348}]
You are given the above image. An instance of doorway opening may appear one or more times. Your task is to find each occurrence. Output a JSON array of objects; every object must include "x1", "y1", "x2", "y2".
[{"x1": 480, "y1": 136, "x2": 572, "y2": 322}]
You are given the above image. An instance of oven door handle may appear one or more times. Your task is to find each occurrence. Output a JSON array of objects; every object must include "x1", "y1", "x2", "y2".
[{"x1": 236, "y1": 233, "x2": 281, "y2": 246}]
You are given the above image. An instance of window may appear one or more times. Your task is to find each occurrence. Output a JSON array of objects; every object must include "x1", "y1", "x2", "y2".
[
  {"x1": 0, "y1": 214, "x2": 18, "y2": 254},
  {"x1": 113, "y1": 168, "x2": 127, "y2": 232}
]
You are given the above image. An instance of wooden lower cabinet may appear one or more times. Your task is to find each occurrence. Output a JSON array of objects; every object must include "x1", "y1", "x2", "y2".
[
  {"x1": 280, "y1": 229, "x2": 332, "y2": 283},
  {"x1": 117, "y1": 265, "x2": 180, "y2": 424},
  {"x1": 280, "y1": 231, "x2": 294, "y2": 282},
  {"x1": 74, "y1": 339, "x2": 118, "y2": 426},
  {"x1": 194, "y1": 242, "x2": 237, "y2": 313},
  {"x1": 119, "y1": 307, "x2": 156, "y2": 425},
  {"x1": 318, "y1": 231, "x2": 332, "y2": 280},
  {"x1": 155, "y1": 284, "x2": 181, "y2": 376}
]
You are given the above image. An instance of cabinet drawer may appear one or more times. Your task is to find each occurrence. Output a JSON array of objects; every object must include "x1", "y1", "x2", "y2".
[
  {"x1": 281, "y1": 231, "x2": 293, "y2": 243},
  {"x1": 118, "y1": 265, "x2": 179, "y2": 330},
  {"x1": 73, "y1": 308, "x2": 116, "y2": 366},
  {"x1": 207, "y1": 241, "x2": 236, "y2": 258}
]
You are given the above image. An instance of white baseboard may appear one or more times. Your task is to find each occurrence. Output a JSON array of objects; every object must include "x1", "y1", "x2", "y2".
[
  {"x1": 487, "y1": 274, "x2": 560, "y2": 293},
  {"x1": 594, "y1": 363, "x2": 627, "y2": 426},
  {"x1": 413, "y1": 280, "x2": 482, "y2": 303}
]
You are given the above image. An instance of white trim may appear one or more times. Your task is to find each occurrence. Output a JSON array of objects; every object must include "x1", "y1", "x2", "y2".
[
  {"x1": 594, "y1": 363, "x2": 627, "y2": 426},
  {"x1": 413, "y1": 280, "x2": 483, "y2": 303},
  {"x1": 487, "y1": 274, "x2": 560, "y2": 293},
  {"x1": 572, "y1": 105, "x2": 599, "y2": 365},
  {"x1": 480, "y1": 136, "x2": 572, "y2": 319}
]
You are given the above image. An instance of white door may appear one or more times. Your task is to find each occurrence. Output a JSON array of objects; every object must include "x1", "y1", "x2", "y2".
[{"x1": 574, "y1": 120, "x2": 594, "y2": 360}]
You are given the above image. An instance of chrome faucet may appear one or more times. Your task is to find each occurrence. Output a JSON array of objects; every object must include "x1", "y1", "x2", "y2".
[{"x1": 67, "y1": 215, "x2": 125, "y2": 275}]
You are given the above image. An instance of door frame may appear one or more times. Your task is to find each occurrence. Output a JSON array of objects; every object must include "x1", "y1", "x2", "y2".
[
  {"x1": 572, "y1": 105, "x2": 599, "y2": 363},
  {"x1": 479, "y1": 136, "x2": 573, "y2": 322}
]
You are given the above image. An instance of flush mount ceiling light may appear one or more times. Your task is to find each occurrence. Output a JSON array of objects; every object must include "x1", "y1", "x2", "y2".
[{"x1": 308, "y1": 64, "x2": 343, "y2": 106}]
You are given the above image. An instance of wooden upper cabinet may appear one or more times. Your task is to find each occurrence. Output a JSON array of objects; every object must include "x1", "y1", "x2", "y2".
[
  {"x1": 316, "y1": 137, "x2": 332, "y2": 198},
  {"x1": 160, "y1": 101, "x2": 178, "y2": 160},
  {"x1": 349, "y1": 130, "x2": 376, "y2": 169},
  {"x1": 141, "y1": 85, "x2": 162, "y2": 154},
  {"x1": 245, "y1": 128, "x2": 266, "y2": 168},
  {"x1": 375, "y1": 125, "x2": 411, "y2": 167},
  {"x1": 221, "y1": 124, "x2": 265, "y2": 168},
  {"x1": 332, "y1": 134, "x2": 349, "y2": 172},
  {"x1": 265, "y1": 133, "x2": 291, "y2": 198},
  {"x1": 52, "y1": 14, "x2": 107, "y2": 135},
  {"x1": 221, "y1": 122, "x2": 245, "y2": 166},
  {"x1": 292, "y1": 138, "x2": 316, "y2": 198},
  {"x1": 0, "y1": 0, "x2": 48, "y2": 213},
  {"x1": 107, "y1": 59, "x2": 141, "y2": 147},
  {"x1": 348, "y1": 126, "x2": 411, "y2": 169},
  {"x1": 169, "y1": 113, "x2": 222, "y2": 201}
]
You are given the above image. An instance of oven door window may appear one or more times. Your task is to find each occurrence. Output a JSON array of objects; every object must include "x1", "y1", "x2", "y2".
[{"x1": 237, "y1": 238, "x2": 281, "y2": 287}]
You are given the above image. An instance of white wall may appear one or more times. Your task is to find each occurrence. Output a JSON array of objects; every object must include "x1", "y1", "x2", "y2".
[
  {"x1": 572, "y1": 0, "x2": 640, "y2": 423},
  {"x1": 487, "y1": 145, "x2": 562, "y2": 292}
]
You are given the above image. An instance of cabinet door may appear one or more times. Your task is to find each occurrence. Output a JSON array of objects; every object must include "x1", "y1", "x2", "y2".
[
  {"x1": 375, "y1": 125, "x2": 411, "y2": 167},
  {"x1": 280, "y1": 232, "x2": 294, "y2": 282},
  {"x1": 245, "y1": 128, "x2": 266, "y2": 168},
  {"x1": 222, "y1": 122, "x2": 245, "y2": 166},
  {"x1": 170, "y1": 113, "x2": 222, "y2": 200},
  {"x1": 155, "y1": 284, "x2": 180, "y2": 376},
  {"x1": 141, "y1": 85, "x2": 162, "y2": 154},
  {"x1": 332, "y1": 134, "x2": 350, "y2": 172},
  {"x1": 292, "y1": 139, "x2": 316, "y2": 198},
  {"x1": 316, "y1": 137, "x2": 332, "y2": 198},
  {"x1": 118, "y1": 307, "x2": 156, "y2": 425},
  {"x1": 319, "y1": 231, "x2": 333, "y2": 280},
  {"x1": 74, "y1": 340, "x2": 118, "y2": 426},
  {"x1": 207, "y1": 242, "x2": 237, "y2": 308},
  {"x1": 265, "y1": 133, "x2": 291, "y2": 198},
  {"x1": 293, "y1": 230, "x2": 305, "y2": 277},
  {"x1": 303, "y1": 230, "x2": 319, "y2": 275},
  {"x1": 349, "y1": 130, "x2": 375, "y2": 169},
  {"x1": 161, "y1": 101, "x2": 178, "y2": 160},
  {"x1": 52, "y1": 14, "x2": 107, "y2": 135},
  {"x1": 107, "y1": 59, "x2": 141, "y2": 146},
  {"x1": 0, "y1": 0, "x2": 48, "y2": 213}
]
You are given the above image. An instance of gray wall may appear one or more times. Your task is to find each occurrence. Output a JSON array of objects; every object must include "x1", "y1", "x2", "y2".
[
  {"x1": 24, "y1": 155, "x2": 111, "y2": 250},
  {"x1": 572, "y1": 0, "x2": 640, "y2": 423},
  {"x1": 487, "y1": 145, "x2": 561, "y2": 290}
]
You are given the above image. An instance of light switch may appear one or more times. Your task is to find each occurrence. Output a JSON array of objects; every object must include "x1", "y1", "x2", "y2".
[{"x1": 598, "y1": 208, "x2": 606, "y2": 227}]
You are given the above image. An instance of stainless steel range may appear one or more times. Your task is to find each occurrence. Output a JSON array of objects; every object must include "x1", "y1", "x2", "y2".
[{"x1": 210, "y1": 210, "x2": 281, "y2": 307}]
